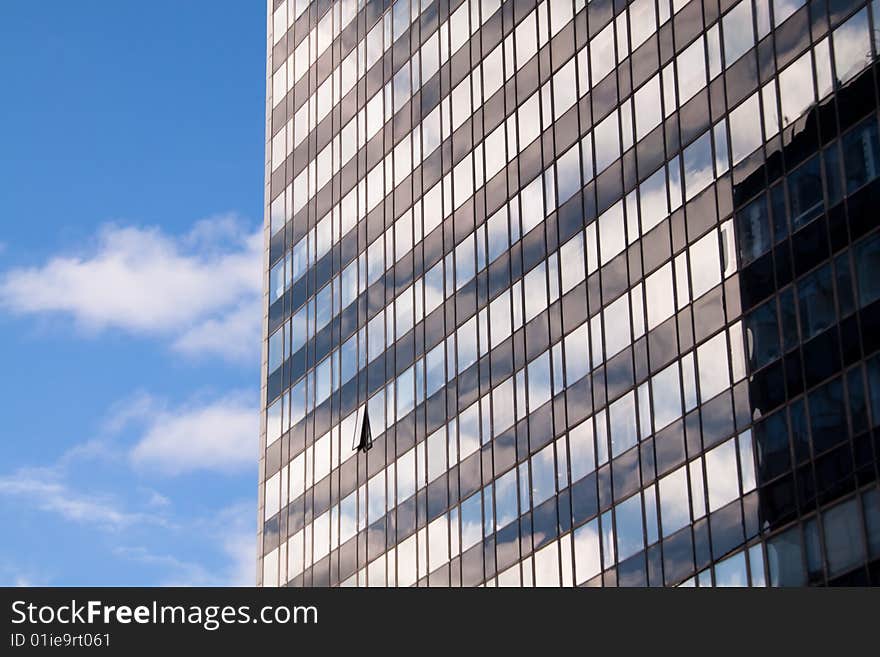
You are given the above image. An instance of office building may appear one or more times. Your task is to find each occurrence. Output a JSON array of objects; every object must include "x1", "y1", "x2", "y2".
[{"x1": 259, "y1": 0, "x2": 880, "y2": 586}]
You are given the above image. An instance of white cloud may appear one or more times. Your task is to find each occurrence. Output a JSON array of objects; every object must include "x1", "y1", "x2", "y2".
[
  {"x1": 0, "y1": 215, "x2": 262, "y2": 363},
  {"x1": 172, "y1": 298, "x2": 262, "y2": 362},
  {"x1": 0, "y1": 468, "x2": 166, "y2": 531},
  {"x1": 129, "y1": 394, "x2": 258, "y2": 476},
  {"x1": 114, "y1": 502, "x2": 256, "y2": 586}
]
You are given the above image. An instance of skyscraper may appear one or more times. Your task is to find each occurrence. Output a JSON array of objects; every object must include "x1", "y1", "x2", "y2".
[{"x1": 259, "y1": 0, "x2": 880, "y2": 587}]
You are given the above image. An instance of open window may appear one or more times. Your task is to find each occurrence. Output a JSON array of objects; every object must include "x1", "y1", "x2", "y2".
[{"x1": 351, "y1": 406, "x2": 373, "y2": 453}]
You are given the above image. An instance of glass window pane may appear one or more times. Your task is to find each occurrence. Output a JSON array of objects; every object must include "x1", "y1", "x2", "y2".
[
  {"x1": 779, "y1": 51, "x2": 815, "y2": 128},
  {"x1": 594, "y1": 109, "x2": 620, "y2": 173},
  {"x1": 677, "y1": 36, "x2": 707, "y2": 104},
  {"x1": 461, "y1": 492, "x2": 482, "y2": 551},
  {"x1": 610, "y1": 391, "x2": 637, "y2": 457},
  {"x1": 531, "y1": 444, "x2": 556, "y2": 506},
  {"x1": 684, "y1": 130, "x2": 715, "y2": 200},
  {"x1": 574, "y1": 519, "x2": 601, "y2": 583},
  {"x1": 797, "y1": 263, "x2": 835, "y2": 340},
  {"x1": 635, "y1": 75, "x2": 662, "y2": 141},
  {"x1": 659, "y1": 466, "x2": 690, "y2": 537},
  {"x1": 615, "y1": 494, "x2": 644, "y2": 561},
  {"x1": 705, "y1": 439, "x2": 740, "y2": 511},
  {"x1": 697, "y1": 332, "x2": 731, "y2": 401},
  {"x1": 653, "y1": 361, "x2": 682, "y2": 430},
  {"x1": 524, "y1": 262, "x2": 548, "y2": 322},
  {"x1": 842, "y1": 117, "x2": 880, "y2": 193},
  {"x1": 833, "y1": 9, "x2": 872, "y2": 86},
  {"x1": 528, "y1": 351, "x2": 553, "y2": 410},
  {"x1": 723, "y1": 0, "x2": 755, "y2": 65},
  {"x1": 495, "y1": 468, "x2": 519, "y2": 529},
  {"x1": 590, "y1": 23, "x2": 615, "y2": 85},
  {"x1": 556, "y1": 142, "x2": 582, "y2": 204},
  {"x1": 729, "y1": 93, "x2": 762, "y2": 164},
  {"x1": 822, "y1": 497, "x2": 865, "y2": 576}
]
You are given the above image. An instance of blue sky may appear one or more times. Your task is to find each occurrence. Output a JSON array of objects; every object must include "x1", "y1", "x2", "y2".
[{"x1": 0, "y1": 2, "x2": 266, "y2": 585}]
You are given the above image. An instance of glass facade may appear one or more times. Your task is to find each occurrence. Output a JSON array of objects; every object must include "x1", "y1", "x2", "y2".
[{"x1": 258, "y1": 0, "x2": 880, "y2": 587}]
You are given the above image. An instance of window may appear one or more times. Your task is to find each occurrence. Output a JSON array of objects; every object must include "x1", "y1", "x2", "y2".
[
  {"x1": 492, "y1": 378, "x2": 516, "y2": 435},
  {"x1": 677, "y1": 36, "x2": 707, "y2": 104},
  {"x1": 736, "y1": 194, "x2": 771, "y2": 265},
  {"x1": 659, "y1": 466, "x2": 690, "y2": 537},
  {"x1": 574, "y1": 520, "x2": 601, "y2": 583},
  {"x1": 856, "y1": 233, "x2": 880, "y2": 307},
  {"x1": 590, "y1": 23, "x2": 615, "y2": 84},
  {"x1": 461, "y1": 492, "x2": 483, "y2": 551},
  {"x1": 788, "y1": 155, "x2": 824, "y2": 230},
  {"x1": 553, "y1": 59, "x2": 577, "y2": 117},
  {"x1": 609, "y1": 392, "x2": 637, "y2": 457},
  {"x1": 653, "y1": 361, "x2": 682, "y2": 431},
  {"x1": 490, "y1": 290, "x2": 512, "y2": 348},
  {"x1": 556, "y1": 143, "x2": 582, "y2": 204},
  {"x1": 689, "y1": 229, "x2": 722, "y2": 299},
  {"x1": 833, "y1": 9, "x2": 872, "y2": 86},
  {"x1": 531, "y1": 444, "x2": 556, "y2": 506},
  {"x1": 524, "y1": 262, "x2": 548, "y2": 322},
  {"x1": 635, "y1": 75, "x2": 662, "y2": 141},
  {"x1": 683, "y1": 131, "x2": 714, "y2": 200},
  {"x1": 823, "y1": 498, "x2": 865, "y2": 575},
  {"x1": 842, "y1": 118, "x2": 880, "y2": 193},
  {"x1": 495, "y1": 468, "x2": 519, "y2": 529},
  {"x1": 594, "y1": 110, "x2": 620, "y2": 174},
  {"x1": 564, "y1": 322, "x2": 590, "y2": 384},
  {"x1": 645, "y1": 263, "x2": 675, "y2": 329},
  {"x1": 697, "y1": 332, "x2": 731, "y2": 401},
  {"x1": 615, "y1": 494, "x2": 644, "y2": 561},
  {"x1": 705, "y1": 439, "x2": 739, "y2": 511},
  {"x1": 723, "y1": 0, "x2": 755, "y2": 66},
  {"x1": 729, "y1": 93, "x2": 762, "y2": 164},
  {"x1": 560, "y1": 233, "x2": 586, "y2": 294},
  {"x1": 797, "y1": 264, "x2": 835, "y2": 340},
  {"x1": 528, "y1": 351, "x2": 552, "y2": 410},
  {"x1": 745, "y1": 299, "x2": 780, "y2": 370}
]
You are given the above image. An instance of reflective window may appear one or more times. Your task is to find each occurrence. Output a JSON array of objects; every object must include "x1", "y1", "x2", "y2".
[
  {"x1": 531, "y1": 444, "x2": 556, "y2": 506},
  {"x1": 615, "y1": 494, "x2": 644, "y2": 561},
  {"x1": 788, "y1": 155, "x2": 824, "y2": 229},
  {"x1": 645, "y1": 263, "x2": 675, "y2": 329},
  {"x1": 590, "y1": 23, "x2": 615, "y2": 84},
  {"x1": 574, "y1": 519, "x2": 601, "y2": 583},
  {"x1": 697, "y1": 332, "x2": 731, "y2": 401},
  {"x1": 736, "y1": 194, "x2": 771, "y2": 265},
  {"x1": 556, "y1": 143, "x2": 581, "y2": 204},
  {"x1": 705, "y1": 439, "x2": 740, "y2": 511},
  {"x1": 842, "y1": 118, "x2": 880, "y2": 193},
  {"x1": 745, "y1": 299, "x2": 780, "y2": 370},
  {"x1": 659, "y1": 466, "x2": 690, "y2": 537},
  {"x1": 729, "y1": 93, "x2": 762, "y2": 164},
  {"x1": 594, "y1": 110, "x2": 620, "y2": 174},
  {"x1": 723, "y1": 0, "x2": 755, "y2": 66},
  {"x1": 461, "y1": 492, "x2": 482, "y2": 551},
  {"x1": 635, "y1": 75, "x2": 662, "y2": 141},
  {"x1": 495, "y1": 468, "x2": 519, "y2": 529},
  {"x1": 797, "y1": 264, "x2": 835, "y2": 340},
  {"x1": 677, "y1": 36, "x2": 707, "y2": 104},
  {"x1": 779, "y1": 51, "x2": 815, "y2": 128},
  {"x1": 524, "y1": 262, "x2": 548, "y2": 322},
  {"x1": 684, "y1": 130, "x2": 715, "y2": 200},
  {"x1": 610, "y1": 392, "x2": 637, "y2": 457},
  {"x1": 653, "y1": 361, "x2": 682, "y2": 430},
  {"x1": 528, "y1": 351, "x2": 552, "y2": 410},
  {"x1": 823, "y1": 497, "x2": 866, "y2": 576},
  {"x1": 833, "y1": 9, "x2": 872, "y2": 86}
]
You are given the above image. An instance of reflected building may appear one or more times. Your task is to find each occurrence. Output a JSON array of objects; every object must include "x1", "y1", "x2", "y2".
[{"x1": 258, "y1": 0, "x2": 880, "y2": 587}]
